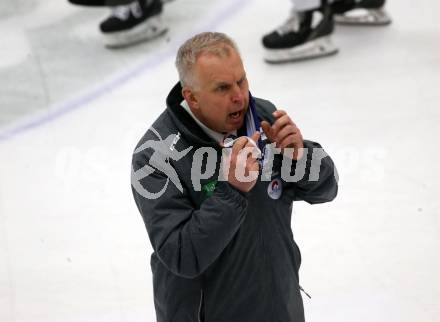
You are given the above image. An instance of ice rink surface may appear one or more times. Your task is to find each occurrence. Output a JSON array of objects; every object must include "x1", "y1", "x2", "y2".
[{"x1": 1, "y1": 0, "x2": 439, "y2": 321}]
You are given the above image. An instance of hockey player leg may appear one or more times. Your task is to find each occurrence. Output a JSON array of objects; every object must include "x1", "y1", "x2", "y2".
[
  {"x1": 100, "y1": 0, "x2": 168, "y2": 48},
  {"x1": 332, "y1": 0, "x2": 392, "y2": 25},
  {"x1": 262, "y1": 0, "x2": 338, "y2": 63}
]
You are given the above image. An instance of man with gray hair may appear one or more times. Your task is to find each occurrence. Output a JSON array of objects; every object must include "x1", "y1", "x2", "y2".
[{"x1": 132, "y1": 32, "x2": 338, "y2": 322}]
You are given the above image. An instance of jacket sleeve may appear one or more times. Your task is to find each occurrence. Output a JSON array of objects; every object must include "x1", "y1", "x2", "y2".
[
  {"x1": 132, "y1": 157, "x2": 248, "y2": 279},
  {"x1": 283, "y1": 140, "x2": 338, "y2": 204}
]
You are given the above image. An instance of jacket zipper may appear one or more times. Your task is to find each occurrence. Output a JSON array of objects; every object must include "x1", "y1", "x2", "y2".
[
  {"x1": 299, "y1": 285, "x2": 312, "y2": 299},
  {"x1": 259, "y1": 226, "x2": 277, "y2": 320},
  {"x1": 198, "y1": 289, "x2": 204, "y2": 322}
]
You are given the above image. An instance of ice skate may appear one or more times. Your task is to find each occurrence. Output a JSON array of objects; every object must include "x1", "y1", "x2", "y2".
[
  {"x1": 332, "y1": 0, "x2": 392, "y2": 25},
  {"x1": 262, "y1": 1, "x2": 338, "y2": 63},
  {"x1": 100, "y1": 0, "x2": 167, "y2": 48}
]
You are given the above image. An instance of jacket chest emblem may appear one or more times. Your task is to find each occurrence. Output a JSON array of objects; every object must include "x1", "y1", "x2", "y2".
[
  {"x1": 267, "y1": 178, "x2": 282, "y2": 200},
  {"x1": 202, "y1": 180, "x2": 218, "y2": 198}
]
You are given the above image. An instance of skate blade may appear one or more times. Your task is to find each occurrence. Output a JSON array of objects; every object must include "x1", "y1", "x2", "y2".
[
  {"x1": 334, "y1": 8, "x2": 392, "y2": 26},
  {"x1": 103, "y1": 15, "x2": 168, "y2": 49},
  {"x1": 264, "y1": 36, "x2": 339, "y2": 64}
]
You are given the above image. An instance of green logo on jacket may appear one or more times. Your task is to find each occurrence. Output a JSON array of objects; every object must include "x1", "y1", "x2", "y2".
[{"x1": 202, "y1": 180, "x2": 218, "y2": 198}]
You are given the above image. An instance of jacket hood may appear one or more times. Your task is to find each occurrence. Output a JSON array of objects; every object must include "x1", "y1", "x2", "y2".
[{"x1": 166, "y1": 82, "x2": 219, "y2": 148}]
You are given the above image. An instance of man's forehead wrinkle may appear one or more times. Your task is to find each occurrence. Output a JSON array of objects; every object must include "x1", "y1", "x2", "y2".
[
  {"x1": 211, "y1": 71, "x2": 246, "y2": 85},
  {"x1": 203, "y1": 69, "x2": 234, "y2": 87}
]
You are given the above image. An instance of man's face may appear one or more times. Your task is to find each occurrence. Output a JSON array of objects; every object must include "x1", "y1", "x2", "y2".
[{"x1": 182, "y1": 47, "x2": 249, "y2": 134}]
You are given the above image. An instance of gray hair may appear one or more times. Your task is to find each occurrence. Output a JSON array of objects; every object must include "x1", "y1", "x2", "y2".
[{"x1": 175, "y1": 32, "x2": 240, "y2": 88}]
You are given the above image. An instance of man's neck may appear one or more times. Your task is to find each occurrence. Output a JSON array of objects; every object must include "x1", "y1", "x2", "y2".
[{"x1": 180, "y1": 100, "x2": 236, "y2": 143}]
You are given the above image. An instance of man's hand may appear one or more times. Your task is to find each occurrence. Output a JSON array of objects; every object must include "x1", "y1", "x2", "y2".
[
  {"x1": 261, "y1": 110, "x2": 304, "y2": 160},
  {"x1": 223, "y1": 132, "x2": 261, "y2": 193}
]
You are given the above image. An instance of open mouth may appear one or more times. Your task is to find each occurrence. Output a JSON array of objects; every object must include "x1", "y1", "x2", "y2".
[{"x1": 229, "y1": 110, "x2": 244, "y2": 120}]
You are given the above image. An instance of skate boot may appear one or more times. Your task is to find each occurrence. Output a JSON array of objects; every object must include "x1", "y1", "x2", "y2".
[
  {"x1": 262, "y1": 0, "x2": 338, "y2": 63},
  {"x1": 332, "y1": 0, "x2": 392, "y2": 25},
  {"x1": 99, "y1": 0, "x2": 167, "y2": 48}
]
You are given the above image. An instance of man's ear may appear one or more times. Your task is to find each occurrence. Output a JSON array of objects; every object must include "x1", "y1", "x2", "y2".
[{"x1": 182, "y1": 87, "x2": 199, "y2": 109}]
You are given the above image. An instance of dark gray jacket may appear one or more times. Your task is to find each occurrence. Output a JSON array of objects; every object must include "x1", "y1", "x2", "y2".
[{"x1": 131, "y1": 83, "x2": 338, "y2": 322}]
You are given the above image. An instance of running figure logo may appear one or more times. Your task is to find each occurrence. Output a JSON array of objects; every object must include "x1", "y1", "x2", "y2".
[{"x1": 131, "y1": 127, "x2": 192, "y2": 199}]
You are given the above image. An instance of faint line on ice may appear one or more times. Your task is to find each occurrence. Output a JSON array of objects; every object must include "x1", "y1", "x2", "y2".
[{"x1": 0, "y1": 0, "x2": 253, "y2": 142}]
